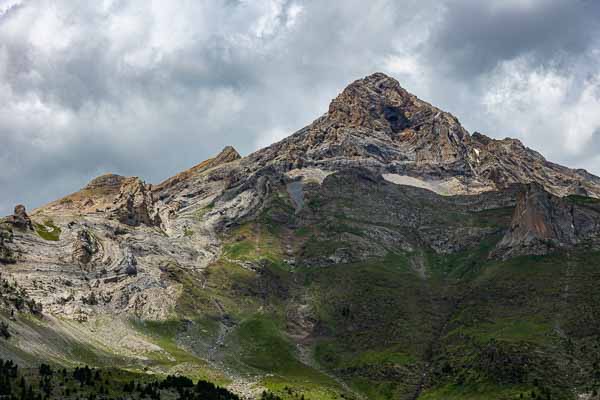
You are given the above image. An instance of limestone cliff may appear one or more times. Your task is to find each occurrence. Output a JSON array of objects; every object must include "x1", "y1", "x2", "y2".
[{"x1": 494, "y1": 184, "x2": 600, "y2": 258}]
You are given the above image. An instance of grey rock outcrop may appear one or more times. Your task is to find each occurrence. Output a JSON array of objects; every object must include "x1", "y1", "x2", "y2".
[
  {"x1": 0, "y1": 228, "x2": 15, "y2": 264},
  {"x1": 117, "y1": 250, "x2": 138, "y2": 276},
  {"x1": 85, "y1": 174, "x2": 127, "y2": 190},
  {"x1": 154, "y1": 146, "x2": 241, "y2": 193},
  {"x1": 210, "y1": 146, "x2": 241, "y2": 167},
  {"x1": 73, "y1": 230, "x2": 99, "y2": 265},
  {"x1": 494, "y1": 184, "x2": 600, "y2": 258},
  {"x1": 4, "y1": 205, "x2": 33, "y2": 230},
  {"x1": 111, "y1": 177, "x2": 160, "y2": 226}
]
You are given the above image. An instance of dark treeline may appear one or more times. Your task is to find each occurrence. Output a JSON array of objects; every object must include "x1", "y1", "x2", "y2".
[{"x1": 0, "y1": 359, "x2": 284, "y2": 400}]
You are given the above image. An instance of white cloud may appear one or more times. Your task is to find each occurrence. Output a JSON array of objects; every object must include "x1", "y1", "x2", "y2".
[
  {"x1": 255, "y1": 126, "x2": 289, "y2": 150},
  {"x1": 0, "y1": 0, "x2": 21, "y2": 17},
  {"x1": 483, "y1": 57, "x2": 600, "y2": 160},
  {"x1": 285, "y1": 3, "x2": 303, "y2": 28},
  {"x1": 383, "y1": 55, "x2": 420, "y2": 76}
]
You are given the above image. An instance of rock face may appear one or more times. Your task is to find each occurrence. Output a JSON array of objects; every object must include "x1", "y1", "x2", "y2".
[
  {"x1": 111, "y1": 177, "x2": 159, "y2": 226},
  {"x1": 85, "y1": 174, "x2": 127, "y2": 190},
  {"x1": 4, "y1": 205, "x2": 33, "y2": 230},
  {"x1": 248, "y1": 73, "x2": 474, "y2": 177},
  {"x1": 494, "y1": 184, "x2": 600, "y2": 258},
  {"x1": 154, "y1": 146, "x2": 241, "y2": 193},
  {"x1": 249, "y1": 73, "x2": 600, "y2": 198},
  {"x1": 209, "y1": 145, "x2": 241, "y2": 166},
  {"x1": 117, "y1": 250, "x2": 138, "y2": 276},
  {"x1": 72, "y1": 229, "x2": 99, "y2": 265},
  {"x1": 36, "y1": 173, "x2": 161, "y2": 226},
  {"x1": 470, "y1": 133, "x2": 598, "y2": 197},
  {"x1": 0, "y1": 228, "x2": 15, "y2": 264},
  {"x1": 326, "y1": 72, "x2": 471, "y2": 166}
]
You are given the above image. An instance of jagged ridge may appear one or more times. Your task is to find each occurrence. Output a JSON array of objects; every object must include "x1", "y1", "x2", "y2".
[{"x1": 249, "y1": 72, "x2": 600, "y2": 198}]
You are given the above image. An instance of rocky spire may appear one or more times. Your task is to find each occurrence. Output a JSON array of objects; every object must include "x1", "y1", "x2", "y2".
[
  {"x1": 4, "y1": 205, "x2": 33, "y2": 230},
  {"x1": 111, "y1": 177, "x2": 160, "y2": 226},
  {"x1": 206, "y1": 146, "x2": 241, "y2": 169}
]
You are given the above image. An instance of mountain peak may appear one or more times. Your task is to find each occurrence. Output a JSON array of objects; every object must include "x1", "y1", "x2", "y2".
[
  {"x1": 327, "y1": 72, "x2": 417, "y2": 133},
  {"x1": 7, "y1": 71, "x2": 600, "y2": 400},
  {"x1": 250, "y1": 72, "x2": 600, "y2": 199},
  {"x1": 213, "y1": 146, "x2": 241, "y2": 165},
  {"x1": 154, "y1": 146, "x2": 241, "y2": 194},
  {"x1": 347, "y1": 72, "x2": 404, "y2": 91},
  {"x1": 84, "y1": 173, "x2": 127, "y2": 190}
]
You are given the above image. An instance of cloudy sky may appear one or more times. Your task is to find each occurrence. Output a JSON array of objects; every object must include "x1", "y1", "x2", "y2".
[{"x1": 1, "y1": 0, "x2": 600, "y2": 215}]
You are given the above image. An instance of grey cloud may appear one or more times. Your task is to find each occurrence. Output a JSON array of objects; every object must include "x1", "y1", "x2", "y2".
[
  {"x1": 427, "y1": 0, "x2": 600, "y2": 78},
  {"x1": 1, "y1": 0, "x2": 600, "y2": 215}
]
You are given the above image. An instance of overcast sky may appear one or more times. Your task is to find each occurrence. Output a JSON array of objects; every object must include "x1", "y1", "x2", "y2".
[{"x1": 1, "y1": 0, "x2": 600, "y2": 215}]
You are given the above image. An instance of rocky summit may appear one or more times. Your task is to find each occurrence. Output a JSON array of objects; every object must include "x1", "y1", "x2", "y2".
[{"x1": 2, "y1": 73, "x2": 600, "y2": 400}]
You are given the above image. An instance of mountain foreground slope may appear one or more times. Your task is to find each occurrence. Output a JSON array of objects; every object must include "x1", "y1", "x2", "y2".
[{"x1": 2, "y1": 73, "x2": 600, "y2": 399}]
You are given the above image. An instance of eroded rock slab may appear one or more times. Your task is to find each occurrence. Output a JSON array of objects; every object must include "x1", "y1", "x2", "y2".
[{"x1": 494, "y1": 184, "x2": 600, "y2": 258}]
